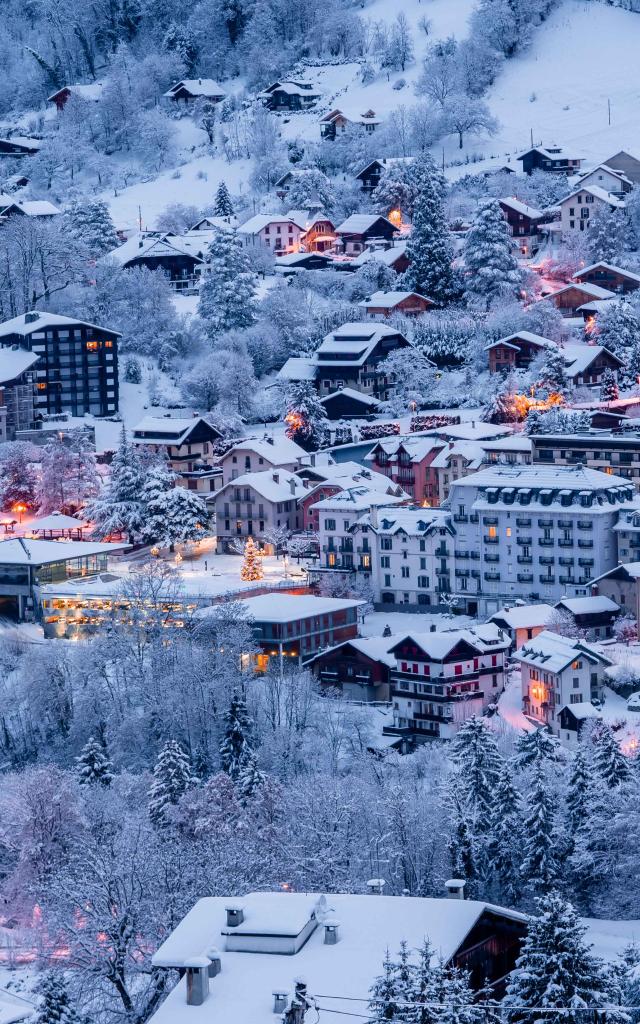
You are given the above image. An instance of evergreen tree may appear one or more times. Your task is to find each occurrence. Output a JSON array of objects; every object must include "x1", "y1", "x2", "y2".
[
  {"x1": 285, "y1": 168, "x2": 335, "y2": 211},
  {"x1": 240, "y1": 536, "x2": 264, "y2": 581},
  {"x1": 504, "y1": 893, "x2": 625, "y2": 1024},
  {"x1": 63, "y1": 199, "x2": 118, "y2": 256},
  {"x1": 85, "y1": 426, "x2": 144, "y2": 543},
  {"x1": 487, "y1": 766, "x2": 524, "y2": 903},
  {"x1": 600, "y1": 366, "x2": 619, "y2": 401},
  {"x1": 284, "y1": 381, "x2": 329, "y2": 449},
  {"x1": 372, "y1": 161, "x2": 422, "y2": 221},
  {"x1": 534, "y1": 346, "x2": 570, "y2": 397},
  {"x1": 369, "y1": 949, "x2": 406, "y2": 1023},
  {"x1": 623, "y1": 334, "x2": 640, "y2": 386},
  {"x1": 220, "y1": 694, "x2": 253, "y2": 780},
  {"x1": 0, "y1": 445, "x2": 37, "y2": 511},
  {"x1": 463, "y1": 198, "x2": 523, "y2": 310},
  {"x1": 596, "y1": 300, "x2": 640, "y2": 358},
  {"x1": 587, "y1": 207, "x2": 628, "y2": 265},
  {"x1": 565, "y1": 746, "x2": 593, "y2": 832},
  {"x1": 520, "y1": 762, "x2": 559, "y2": 891},
  {"x1": 237, "y1": 751, "x2": 266, "y2": 801},
  {"x1": 75, "y1": 736, "x2": 114, "y2": 787},
  {"x1": 592, "y1": 724, "x2": 631, "y2": 788},
  {"x1": 148, "y1": 739, "x2": 195, "y2": 827},
  {"x1": 513, "y1": 727, "x2": 561, "y2": 769},
  {"x1": 155, "y1": 486, "x2": 208, "y2": 548},
  {"x1": 403, "y1": 156, "x2": 456, "y2": 304},
  {"x1": 213, "y1": 180, "x2": 234, "y2": 219},
  {"x1": 198, "y1": 229, "x2": 257, "y2": 337},
  {"x1": 34, "y1": 970, "x2": 85, "y2": 1024},
  {"x1": 431, "y1": 960, "x2": 477, "y2": 1024},
  {"x1": 450, "y1": 715, "x2": 503, "y2": 824},
  {"x1": 124, "y1": 357, "x2": 141, "y2": 384},
  {"x1": 140, "y1": 459, "x2": 176, "y2": 544}
]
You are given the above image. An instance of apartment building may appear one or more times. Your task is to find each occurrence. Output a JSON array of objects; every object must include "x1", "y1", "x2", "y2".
[
  {"x1": 314, "y1": 488, "x2": 407, "y2": 573},
  {"x1": 214, "y1": 470, "x2": 306, "y2": 551},
  {"x1": 531, "y1": 429, "x2": 640, "y2": 486},
  {"x1": 515, "y1": 630, "x2": 611, "y2": 742},
  {"x1": 447, "y1": 465, "x2": 634, "y2": 616},
  {"x1": 219, "y1": 437, "x2": 307, "y2": 486}
]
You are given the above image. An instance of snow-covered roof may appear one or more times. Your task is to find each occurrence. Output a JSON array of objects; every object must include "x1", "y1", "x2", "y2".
[
  {"x1": 216, "y1": 470, "x2": 306, "y2": 503},
  {"x1": 0, "y1": 538, "x2": 128, "y2": 565},
  {"x1": 499, "y1": 196, "x2": 543, "y2": 218},
  {"x1": 47, "y1": 82, "x2": 104, "y2": 102},
  {"x1": 0, "y1": 311, "x2": 121, "y2": 339},
  {"x1": 573, "y1": 261, "x2": 640, "y2": 284},
  {"x1": 238, "y1": 212, "x2": 307, "y2": 235},
  {"x1": 480, "y1": 435, "x2": 533, "y2": 453},
  {"x1": 335, "y1": 213, "x2": 396, "y2": 234},
  {"x1": 563, "y1": 343, "x2": 624, "y2": 374},
  {"x1": 0, "y1": 199, "x2": 61, "y2": 217},
  {"x1": 591, "y1": 561, "x2": 640, "y2": 584},
  {"x1": 458, "y1": 463, "x2": 631, "y2": 494},
  {"x1": 422, "y1": 421, "x2": 511, "y2": 442},
  {"x1": 275, "y1": 252, "x2": 334, "y2": 267},
  {"x1": 276, "y1": 356, "x2": 317, "y2": 382},
  {"x1": 0, "y1": 135, "x2": 41, "y2": 151},
  {"x1": 0, "y1": 987, "x2": 35, "y2": 1024},
  {"x1": 312, "y1": 487, "x2": 407, "y2": 512},
  {"x1": 309, "y1": 634, "x2": 398, "y2": 668},
  {"x1": 430, "y1": 440, "x2": 486, "y2": 470},
  {"x1": 560, "y1": 700, "x2": 602, "y2": 720},
  {"x1": 301, "y1": 463, "x2": 403, "y2": 498},
  {"x1": 319, "y1": 386, "x2": 382, "y2": 408},
  {"x1": 558, "y1": 184, "x2": 625, "y2": 209},
  {"x1": 515, "y1": 630, "x2": 612, "y2": 673},
  {"x1": 229, "y1": 594, "x2": 365, "y2": 622},
  {"x1": 350, "y1": 241, "x2": 408, "y2": 268},
  {"x1": 27, "y1": 511, "x2": 88, "y2": 532},
  {"x1": 363, "y1": 506, "x2": 451, "y2": 534},
  {"x1": 365, "y1": 435, "x2": 443, "y2": 463},
  {"x1": 164, "y1": 79, "x2": 226, "y2": 98},
  {"x1": 132, "y1": 415, "x2": 211, "y2": 445},
  {"x1": 548, "y1": 281, "x2": 618, "y2": 301},
  {"x1": 489, "y1": 603, "x2": 555, "y2": 630},
  {"x1": 104, "y1": 231, "x2": 206, "y2": 267},
  {"x1": 359, "y1": 290, "x2": 434, "y2": 308},
  {"x1": 390, "y1": 623, "x2": 510, "y2": 661},
  {"x1": 556, "y1": 595, "x2": 619, "y2": 615},
  {"x1": 0, "y1": 347, "x2": 39, "y2": 382},
  {"x1": 518, "y1": 145, "x2": 579, "y2": 160},
  {"x1": 149, "y1": 890, "x2": 526, "y2": 1024},
  {"x1": 354, "y1": 156, "x2": 415, "y2": 178},
  {"x1": 483, "y1": 330, "x2": 554, "y2": 353},
  {"x1": 261, "y1": 81, "x2": 321, "y2": 97},
  {"x1": 223, "y1": 437, "x2": 306, "y2": 465},
  {"x1": 577, "y1": 164, "x2": 633, "y2": 186},
  {"x1": 316, "y1": 322, "x2": 407, "y2": 367}
]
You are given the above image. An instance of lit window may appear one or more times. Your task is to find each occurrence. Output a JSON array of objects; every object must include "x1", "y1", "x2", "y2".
[
  {"x1": 488, "y1": 526, "x2": 497, "y2": 538},
  {"x1": 85, "y1": 340, "x2": 99, "y2": 351},
  {"x1": 506, "y1": 527, "x2": 512, "y2": 537},
  {"x1": 36, "y1": 382, "x2": 46, "y2": 390}
]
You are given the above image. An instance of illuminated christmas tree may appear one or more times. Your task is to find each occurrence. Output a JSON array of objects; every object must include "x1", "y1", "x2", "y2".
[{"x1": 240, "y1": 537, "x2": 263, "y2": 581}]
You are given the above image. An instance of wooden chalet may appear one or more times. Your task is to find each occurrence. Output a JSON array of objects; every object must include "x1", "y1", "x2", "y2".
[
  {"x1": 315, "y1": 322, "x2": 412, "y2": 400},
  {"x1": 355, "y1": 157, "x2": 414, "y2": 192},
  {"x1": 543, "y1": 282, "x2": 617, "y2": 316},
  {"x1": 359, "y1": 290, "x2": 435, "y2": 320},
  {"x1": 517, "y1": 145, "x2": 582, "y2": 175},
  {"x1": 319, "y1": 108, "x2": 380, "y2": 140},
  {"x1": 132, "y1": 416, "x2": 222, "y2": 494},
  {"x1": 572, "y1": 262, "x2": 640, "y2": 294},
  {"x1": 319, "y1": 387, "x2": 382, "y2": 419},
  {"x1": 47, "y1": 83, "x2": 104, "y2": 111},
  {"x1": 0, "y1": 137, "x2": 40, "y2": 158},
  {"x1": 351, "y1": 241, "x2": 410, "y2": 274},
  {"x1": 275, "y1": 252, "x2": 335, "y2": 275},
  {"x1": 498, "y1": 197, "x2": 543, "y2": 254},
  {"x1": 105, "y1": 232, "x2": 205, "y2": 292},
  {"x1": 562, "y1": 343, "x2": 624, "y2": 388},
  {"x1": 311, "y1": 636, "x2": 395, "y2": 701},
  {"x1": 334, "y1": 214, "x2": 398, "y2": 256},
  {"x1": 485, "y1": 331, "x2": 553, "y2": 374},
  {"x1": 260, "y1": 81, "x2": 321, "y2": 111},
  {"x1": 0, "y1": 199, "x2": 60, "y2": 220},
  {"x1": 163, "y1": 79, "x2": 226, "y2": 104}
]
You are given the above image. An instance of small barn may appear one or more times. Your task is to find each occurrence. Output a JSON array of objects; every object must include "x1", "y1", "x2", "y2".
[
  {"x1": 163, "y1": 79, "x2": 226, "y2": 104},
  {"x1": 320, "y1": 387, "x2": 382, "y2": 419}
]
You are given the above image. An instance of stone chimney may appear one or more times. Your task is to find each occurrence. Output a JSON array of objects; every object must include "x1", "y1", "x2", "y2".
[
  {"x1": 204, "y1": 946, "x2": 222, "y2": 978},
  {"x1": 366, "y1": 878, "x2": 386, "y2": 895},
  {"x1": 225, "y1": 904, "x2": 245, "y2": 927},
  {"x1": 445, "y1": 878, "x2": 466, "y2": 900},
  {"x1": 185, "y1": 957, "x2": 210, "y2": 1005},
  {"x1": 289, "y1": 477, "x2": 297, "y2": 495},
  {"x1": 24, "y1": 311, "x2": 40, "y2": 324},
  {"x1": 369, "y1": 506, "x2": 379, "y2": 529},
  {"x1": 272, "y1": 471, "x2": 280, "y2": 484},
  {"x1": 323, "y1": 918, "x2": 340, "y2": 945}
]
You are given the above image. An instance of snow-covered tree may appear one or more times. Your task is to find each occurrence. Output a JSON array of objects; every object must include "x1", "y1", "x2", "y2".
[
  {"x1": 371, "y1": 161, "x2": 421, "y2": 221},
  {"x1": 284, "y1": 381, "x2": 328, "y2": 449},
  {"x1": 592, "y1": 724, "x2": 631, "y2": 788},
  {"x1": 220, "y1": 693, "x2": 253, "y2": 780},
  {"x1": 378, "y1": 348, "x2": 436, "y2": 413},
  {"x1": 487, "y1": 766, "x2": 524, "y2": 903},
  {"x1": 565, "y1": 746, "x2": 593, "y2": 834},
  {"x1": 240, "y1": 536, "x2": 264, "y2": 581},
  {"x1": 63, "y1": 199, "x2": 118, "y2": 256},
  {"x1": 513, "y1": 727, "x2": 561, "y2": 769},
  {"x1": 533, "y1": 346, "x2": 570, "y2": 397},
  {"x1": 600, "y1": 366, "x2": 619, "y2": 401},
  {"x1": 237, "y1": 751, "x2": 266, "y2": 801},
  {"x1": 214, "y1": 180, "x2": 234, "y2": 219},
  {"x1": 148, "y1": 739, "x2": 195, "y2": 828},
  {"x1": 75, "y1": 736, "x2": 114, "y2": 787},
  {"x1": 587, "y1": 207, "x2": 628, "y2": 265},
  {"x1": 198, "y1": 229, "x2": 257, "y2": 337},
  {"x1": 140, "y1": 460, "x2": 176, "y2": 544},
  {"x1": 463, "y1": 198, "x2": 523, "y2": 309},
  {"x1": 525, "y1": 407, "x2": 592, "y2": 435},
  {"x1": 369, "y1": 949, "x2": 407, "y2": 1023},
  {"x1": 154, "y1": 486, "x2": 208, "y2": 549},
  {"x1": 0, "y1": 443, "x2": 37, "y2": 511},
  {"x1": 596, "y1": 300, "x2": 640, "y2": 357},
  {"x1": 403, "y1": 156, "x2": 457, "y2": 304},
  {"x1": 284, "y1": 169, "x2": 335, "y2": 211},
  {"x1": 448, "y1": 791, "x2": 478, "y2": 894},
  {"x1": 504, "y1": 893, "x2": 625, "y2": 1024},
  {"x1": 156, "y1": 203, "x2": 201, "y2": 234},
  {"x1": 520, "y1": 762, "x2": 559, "y2": 891},
  {"x1": 85, "y1": 426, "x2": 144, "y2": 542},
  {"x1": 34, "y1": 970, "x2": 84, "y2": 1024},
  {"x1": 442, "y1": 93, "x2": 498, "y2": 149},
  {"x1": 450, "y1": 715, "x2": 503, "y2": 824},
  {"x1": 37, "y1": 432, "x2": 100, "y2": 514}
]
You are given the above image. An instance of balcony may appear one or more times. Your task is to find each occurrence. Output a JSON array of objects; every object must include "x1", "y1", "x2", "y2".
[
  {"x1": 436, "y1": 568, "x2": 450, "y2": 576},
  {"x1": 558, "y1": 520, "x2": 573, "y2": 529},
  {"x1": 516, "y1": 518, "x2": 532, "y2": 527},
  {"x1": 435, "y1": 547, "x2": 450, "y2": 557},
  {"x1": 484, "y1": 571, "x2": 500, "y2": 581},
  {"x1": 578, "y1": 558, "x2": 594, "y2": 567},
  {"x1": 483, "y1": 516, "x2": 498, "y2": 525},
  {"x1": 539, "y1": 556, "x2": 555, "y2": 565},
  {"x1": 559, "y1": 557, "x2": 574, "y2": 566},
  {"x1": 517, "y1": 555, "x2": 532, "y2": 564},
  {"x1": 485, "y1": 552, "x2": 500, "y2": 563},
  {"x1": 516, "y1": 537, "x2": 532, "y2": 545},
  {"x1": 484, "y1": 536, "x2": 499, "y2": 545},
  {"x1": 539, "y1": 538, "x2": 554, "y2": 547},
  {"x1": 559, "y1": 575, "x2": 576, "y2": 585},
  {"x1": 539, "y1": 575, "x2": 555, "y2": 584},
  {"x1": 577, "y1": 521, "x2": 593, "y2": 530},
  {"x1": 469, "y1": 514, "x2": 479, "y2": 523},
  {"x1": 517, "y1": 573, "x2": 534, "y2": 583},
  {"x1": 455, "y1": 550, "x2": 470, "y2": 559},
  {"x1": 578, "y1": 539, "x2": 594, "y2": 548},
  {"x1": 538, "y1": 519, "x2": 553, "y2": 528},
  {"x1": 558, "y1": 539, "x2": 574, "y2": 547}
]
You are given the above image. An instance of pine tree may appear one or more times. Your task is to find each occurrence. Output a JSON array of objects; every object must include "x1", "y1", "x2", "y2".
[
  {"x1": 141, "y1": 459, "x2": 176, "y2": 544},
  {"x1": 0, "y1": 445, "x2": 37, "y2": 511},
  {"x1": 450, "y1": 715, "x2": 503, "y2": 824},
  {"x1": 431, "y1": 960, "x2": 477, "y2": 1024},
  {"x1": 369, "y1": 949, "x2": 406, "y2": 1023},
  {"x1": 596, "y1": 300, "x2": 640, "y2": 358},
  {"x1": 198, "y1": 228, "x2": 257, "y2": 337},
  {"x1": 504, "y1": 892, "x2": 625, "y2": 1024},
  {"x1": 487, "y1": 766, "x2": 524, "y2": 903},
  {"x1": 237, "y1": 751, "x2": 266, "y2": 801},
  {"x1": 512, "y1": 727, "x2": 561, "y2": 769},
  {"x1": 448, "y1": 792, "x2": 478, "y2": 894},
  {"x1": 520, "y1": 762, "x2": 559, "y2": 891},
  {"x1": 587, "y1": 207, "x2": 628, "y2": 265},
  {"x1": 463, "y1": 198, "x2": 523, "y2": 309},
  {"x1": 535, "y1": 346, "x2": 570, "y2": 397},
  {"x1": 34, "y1": 970, "x2": 85, "y2": 1024},
  {"x1": 403, "y1": 156, "x2": 456, "y2": 304},
  {"x1": 75, "y1": 736, "x2": 114, "y2": 787},
  {"x1": 157, "y1": 486, "x2": 208, "y2": 548},
  {"x1": 220, "y1": 694, "x2": 253, "y2": 780},
  {"x1": 85, "y1": 426, "x2": 144, "y2": 543},
  {"x1": 592, "y1": 724, "x2": 631, "y2": 788},
  {"x1": 214, "y1": 181, "x2": 234, "y2": 219},
  {"x1": 63, "y1": 199, "x2": 118, "y2": 256},
  {"x1": 240, "y1": 536, "x2": 264, "y2": 581},
  {"x1": 600, "y1": 366, "x2": 619, "y2": 401},
  {"x1": 148, "y1": 739, "x2": 195, "y2": 827},
  {"x1": 284, "y1": 381, "x2": 328, "y2": 449},
  {"x1": 565, "y1": 747, "x2": 593, "y2": 832}
]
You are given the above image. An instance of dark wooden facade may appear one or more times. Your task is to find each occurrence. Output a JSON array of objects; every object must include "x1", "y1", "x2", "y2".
[
  {"x1": 518, "y1": 147, "x2": 582, "y2": 175},
  {"x1": 262, "y1": 82, "x2": 321, "y2": 110},
  {"x1": 316, "y1": 330, "x2": 411, "y2": 399},
  {"x1": 486, "y1": 335, "x2": 548, "y2": 374},
  {"x1": 124, "y1": 251, "x2": 202, "y2": 290},
  {"x1": 355, "y1": 160, "x2": 387, "y2": 191},
  {"x1": 573, "y1": 264, "x2": 640, "y2": 294},
  {"x1": 452, "y1": 910, "x2": 526, "y2": 993},
  {"x1": 336, "y1": 216, "x2": 398, "y2": 255},
  {"x1": 320, "y1": 390, "x2": 380, "y2": 419},
  {"x1": 312, "y1": 641, "x2": 391, "y2": 700},
  {"x1": 0, "y1": 139, "x2": 40, "y2": 157}
]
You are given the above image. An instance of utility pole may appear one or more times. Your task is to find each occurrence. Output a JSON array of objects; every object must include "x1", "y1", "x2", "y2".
[
  {"x1": 138, "y1": 204, "x2": 142, "y2": 231},
  {"x1": 442, "y1": 147, "x2": 445, "y2": 173},
  {"x1": 530, "y1": 127, "x2": 534, "y2": 147},
  {"x1": 608, "y1": 98, "x2": 611, "y2": 125}
]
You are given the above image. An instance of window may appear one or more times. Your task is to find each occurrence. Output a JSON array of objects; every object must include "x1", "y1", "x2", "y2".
[
  {"x1": 380, "y1": 556, "x2": 390, "y2": 568},
  {"x1": 401, "y1": 566, "x2": 410, "y2": 578},
  {"x1": 570, "y1": 693, "x2": 582, "y2": 704},
  {"x1": 573, "y1": 678, "x2": 580, "y2": 688},
  {"x1": 488, "y1": 526, "x2": 497, "y2": 538},
  {"x1": 325, "y1": 518, "x2": 336, "y2": 531}
]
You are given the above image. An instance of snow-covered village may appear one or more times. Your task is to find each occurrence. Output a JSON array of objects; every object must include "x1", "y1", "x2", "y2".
[{"x1": 6, "y1": 0, "x2": 640, "y2": 1022}]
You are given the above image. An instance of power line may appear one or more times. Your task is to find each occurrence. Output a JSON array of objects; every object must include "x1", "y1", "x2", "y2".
[{"x1": 313, "y1": 994, "x2": 636, "y2": 1012}]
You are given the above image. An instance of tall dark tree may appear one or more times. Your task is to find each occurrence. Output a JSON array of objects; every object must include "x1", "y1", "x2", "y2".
[{"x1": 403, "y1": 156, "x2": 457, "y2": 304}]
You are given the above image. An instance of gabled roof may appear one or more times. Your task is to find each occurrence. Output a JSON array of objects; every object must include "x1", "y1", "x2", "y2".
[
  {"x1": 518, "y1": 145, "x2": 579, "y2": 161},
  {"x1": 276, "y1": 356, "x2": 317, "y2": 382},
  {"x1": 0, "y1": 199, "x2": 60, "y2": 216},
  {"x1": 515, "y1": 629, "x2": 612, "y2": 673},
  {"x1": 233, "y1": 594, "x2": 364, "y2": 622},
  {"x1": 0, "y1": 136, "x2": 41, "y2": 152},
  {"x1": 319, "y1": 387, "x2": 382, "y2": 409},
  {"x1": 389, "y1": 623, "x2": 510, "y2": 661},
  {"x1": 576, "y1": 164, "x2": 633, "y2": 187},
  {"x1": 350, "y1": 241, "x2": 408, "y2": 268},
  {"x1": 484, "y1": 330, "x2": 554, "y2": 353},
  {"x1": 489, "y1": 604, "x2": 555, "y2": 630},
  {"x1": 547, "y1": 281, "x2": 618, "y2": 301},
  {"x1": 222, "y1": 437, "x2": 306, "y2": 465},
  {"x1": 316, "y1": 322, "x2": 409, "y2": 366},
  {"x1": 47, "y1": 82, "x2": 104, "y2": 103},
  {"x1": 589, "y1": 561, "x2": 640, "y2": 584},
  {"x1": 499, "y1": 196, "x2": 543, "y2": 219},
  {"x1": 104, "y1": 232, "x2": 206, "y2": 267},
  {"x1": 555, "y1": 595, "x2": 619, "y2": 615},
  {"x1": 0, "y1": 347, "x2": 39, "y2": 382},
  {"x1": 354, "y1": 156, "x2": 415, "y2": 179},
  {"x1": 0, "y1": 311, "x2": 121, "y2": 339},
  {"x1": 308, "y1": 634, "x2": 398, "y2": 668},
  {"x1": 335, "y1": 213, "x2": 397, "y2": 235},
  {"x1": 238, "y1": 212, "x2": 308, "y2": 234},
  {"x1": 163, "y1": 79, "x2": 225, "y2": 98},
  {"x1": 0, "y1": 538, "x2": 128, "y2": 566},
  {"x1": 359, "y1": 290, "x2": 435, "y2": 309},
  {"x1": 0, "y1": 986, "x2": 35, "y2": 1024},
  {"x1": 573, "y1": 261, "x2": 640, "y2": 284},
  {"x1": 558, "y1": 184, "x2": 625, "y2": 208},
  {"x1": 560, "y1": 701, "x2": 602, "y2": 721},
  {"x1": 563, "y1": 343, "x2": 624, "y2": 374},
  {"x1": 28, "y1": 511, "x2": 88, "y2": 532},
  {"x1": 311, "y1": 487, "x2": 407, "y2": 512},
  {"x1": 215, "y1": 470, "x2": 306, "y2": 503},
  {"x1": 132, "y1": 415, "x2": 218, "y2": 445}
]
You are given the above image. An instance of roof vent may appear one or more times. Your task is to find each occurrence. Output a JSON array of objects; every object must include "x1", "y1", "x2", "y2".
[
  {"x1": 445, "y1": 878, "x2": 466, "y2": 900},
  {"x1": 323, "y1": 918, "x2": 340, "y2": 945},
  {"x1": 204, "y1": 946, "x2": 222, "y2": 977},
  {"x1": 185, "y1": 956, "x2": 210, "y2": 1005},
  {"x1": 273, "y1": 990, "x2": 289, "y2": 1013},
  {"x1": 225, "y1": 904, "x2": 245, "y2": 927},
  {"x1": 24, "y1": 312, "x2": 39, "y2": 324}
]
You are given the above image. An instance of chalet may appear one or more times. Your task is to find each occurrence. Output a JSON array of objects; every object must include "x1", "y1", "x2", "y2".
[
  {"x1": 189, "y1": 215, "x2": 234, "y2": 230},
  {"x1": 319, "y1": 387, "x2": 382, "y2": 419},
  {"x1": 132, "y1": 416, "x2": 222, "y2": 495},
  {"x1": 0, "y1": 347, "x2": 39, "y2": 441},
  {"x1": 515, "y1": 630, "x2": 612, "y2": 739},
  {"x1": 275, "y1": 252, "x2": 334, "y2": 275},
  {"x1": 334, "y1": 214, "x2": 398, "y2": 256},
  {"x1": 359, "y1": 290, "x2": 435, "y2": 320},
  {"x1": 562, "y1": 343, "x2": 624, "y2": 387},
  {"x1": 104, "y1": 232, "x2": 206, "y2": 292},
  {"x1": 298, "y1": 463, "x2": 403, "y2": 531},
  {"x1": 0, "y1": 137, "x2": 40, "y2": 158},
  {"x1": 518, "y1": 145, "x2": 582, "y2": 175},
  {"x1": 0, "y1": 199, "x2": 60, "y2": 220},
  {"x1": 319, "y1": 108, "x2": 380, "y2": 140},
  {"x1": 354, "y1": 156, "x2": 414, "y2": 192},
  {"x1": 163, "y1": 79, "x2": 226, "y2": 104},
  {"x1": 602, "y1": 150, "x2": 640, "y2": 184},
  {"x1": 589, "y1": 561, "x2": 640, "y2": 624},
  {"x1": 219, "y1": 437, "x2": 306, "y2": 485},
  {"x1": 367, "y1": 436, "x2": 445, "y2": 505},
  {"x1": 214, "y1": 469, "x2": 308, "y2": 551},
  {"x1": 351, "y1": 239, "x2": 410, "y2": 274},
  {"x1": 385, "y1": 625, "x2": 510, "y2": 742},
  {"x1": 544, "y1": 281, "x2": 617, "y2": 316},
  {"x1": 498, "y1": 197, "x2": 543, "y2": 254},
  {"x1": 47, "y1": 82, "x2": 104, "y2": 111},
  {"x1": 259, "y1": 81, "x2": 321, "y2": 111},
  {"x1": 572, "y1": 262, "x2": 640, "y2": 294},
  {"x1": 576, "y1": 163, "x2": 633, "y2": 197},
  {"x1": 485, "y1": 330, "x2": 553, "y2": 373},
  {"x1": 274, "y1": 168, "x2": 321, "y2": 197},
  {"x1": 237, "y1": 212, "x2": 309, "y2": 255},
  {"x1": 554, "y1": 595, "x2": 620, "y2": 639},
  {"x1": 311, "y1": 635, "x2": 396, "y2": 700},
  {"x1": 557, "y1": 184, "x2": 625, "y2": 234},
  {"x1": 558, "y1": 702, "x2": 603, "y2": 746},
  {"x1": 488, "y1": 603, "x2": 555, "y2": 648},
  {"x1": 315, "y1": 322, "x2": 412, "y2": 399},
  {"x1": 0, "y1": 311, "x2": 118, "y2": 419}
]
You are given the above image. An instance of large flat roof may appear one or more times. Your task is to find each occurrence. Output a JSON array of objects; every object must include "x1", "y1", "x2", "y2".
[{"x1": 0, "y1": 538, "x2": 129, "y2": 566}]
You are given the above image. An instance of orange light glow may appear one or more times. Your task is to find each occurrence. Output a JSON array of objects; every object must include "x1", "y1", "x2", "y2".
[{"x1": 388, "y1": 208, "x2": 402, "y2": 228}]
